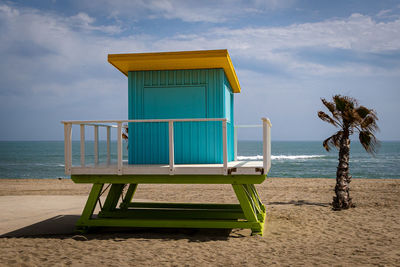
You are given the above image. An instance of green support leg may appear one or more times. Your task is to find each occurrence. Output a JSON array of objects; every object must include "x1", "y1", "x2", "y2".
[
  {"x1": 75, "y1": 183, "x2": 104, "y2": 232},
  {"x1": 244, "y1": 184, "x2": 266, "y2": 233},
  {"x1": 248, "y1": 184, "x2": 266, "y2": 213},
  {"x1": 243, "y1": 184, "x2": 265, "y2": 221},
  {"x1": 232, "y1": 184, "x2": 265, "y2": 236},
  {"x1": 119, "y1": 184, "x2": 138, "y2": 210},
  {"x1": 101, "y1": 184, "x2": 125, "y2": 212}
]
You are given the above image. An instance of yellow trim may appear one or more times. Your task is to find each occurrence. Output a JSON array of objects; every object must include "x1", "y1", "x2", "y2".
[{"x1": 108, "y1": 49, "x2": 241, "y2": 93}]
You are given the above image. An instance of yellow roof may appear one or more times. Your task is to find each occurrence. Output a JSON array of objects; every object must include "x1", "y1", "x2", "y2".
[{"x1": 108, "y1": 49, "x2": 241, "y2": 93}]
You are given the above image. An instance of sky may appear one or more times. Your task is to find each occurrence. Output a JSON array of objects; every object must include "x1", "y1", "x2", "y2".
[{"x1": 0, "y1": 0, "x2": 399, "y2": 141}]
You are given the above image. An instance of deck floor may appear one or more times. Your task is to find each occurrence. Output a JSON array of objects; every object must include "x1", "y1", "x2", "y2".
[{"x1": 70, "y1": 161, "x2": 265, "y2": 176}]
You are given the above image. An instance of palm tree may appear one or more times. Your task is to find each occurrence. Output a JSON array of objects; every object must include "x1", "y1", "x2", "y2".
[{"x1": 318, "y1": 95, "x2": 379, "y2": 210}]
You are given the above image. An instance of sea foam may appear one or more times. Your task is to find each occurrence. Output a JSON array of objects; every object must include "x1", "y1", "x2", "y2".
[{"x1": 237, "y1": 155, "x2": 325, "y2": 160}]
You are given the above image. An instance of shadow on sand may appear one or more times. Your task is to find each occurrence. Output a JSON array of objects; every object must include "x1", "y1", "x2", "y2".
[
  {"x1": 0, "y1": 215, "x2": 245, "y2": 241},
  {"x1": 268, "y1": 200, "x2": 330, "y2": 207}
]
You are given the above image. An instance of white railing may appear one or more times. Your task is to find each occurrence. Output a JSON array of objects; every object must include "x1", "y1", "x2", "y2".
[
  {"x1": 62, "y1": 117, "x2": 271, "y2": 176},
  {"x1": 234, "y1": 118, "x2": 272, "y2": 173}
]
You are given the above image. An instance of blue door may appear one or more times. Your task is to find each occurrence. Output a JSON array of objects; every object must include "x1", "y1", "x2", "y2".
[{"x1": 131, "y1": 86, "x2": 213, "y2": 164}]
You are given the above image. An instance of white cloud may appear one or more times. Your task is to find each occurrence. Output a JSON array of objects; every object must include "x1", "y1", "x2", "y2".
[
  {"x1": 1, "y1": 3, "x2": 400, "y2": 101},
  {"x1": 1, "y1": 3, "x2": 399, "y2": 92},
  {"x1": 0, "y1": 3, "x2": 19, "y2": 17},
  {"x1": 377, "y1": 9, "x2": 392, "y2": 17},
  {"x1": 77, "y1": 0, "x2": 296, "y2": 23},
  {"x1": 146, "y1": 13, "x2": 400, "y2": 75},
  {"x1": 376, "y1": 7, "x2": 400, "y2": 20},
  {"x1": 0, "y1": 4, "x2": 145, "y2": 90},
  {"x1": 212, "y1": 13, "x2": 400, "y2": 53},
  {"x1": 68, "y1": 12, "x2": 122, "y2": 34}
]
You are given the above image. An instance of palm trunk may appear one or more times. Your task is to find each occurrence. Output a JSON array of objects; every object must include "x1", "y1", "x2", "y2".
[{"x1": 332, "y1": 129, "x2": 353, "y2": 210}]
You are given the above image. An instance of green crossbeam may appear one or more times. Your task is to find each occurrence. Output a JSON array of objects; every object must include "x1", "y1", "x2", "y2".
[
  {"x1": 81, "y1": 218, "x2": 260, "y2": 229},
  {"x1": 72, "y1": 174, "x2": 265, "y2": 184},
  {"x1": 98, "y1": 208, "x2": 245, "y2": 220},
  {"x1": 127, "y1": 202, "x2": 242, "y2": 210}
]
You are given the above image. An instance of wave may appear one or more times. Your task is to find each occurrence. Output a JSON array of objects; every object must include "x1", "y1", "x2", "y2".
[{"x1": 237, "y1": 155, "x2": 325, "y2": 161}]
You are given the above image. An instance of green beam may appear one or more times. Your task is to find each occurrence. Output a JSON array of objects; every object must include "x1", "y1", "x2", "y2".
[
  {"x1": 71, "y1": 174, "x2": 266, "y2": 184},
  {"x1": 248, "y1": 184, "x2": 266, "y2": 213},
  {"x1": 120, "y1": 184, "x2": 138, "y2": 210},
  {"x1": 243, "y1": 184, "x2": 263, "y2": 215},
  {"x1": 232, "y1": 184, "x2": 258, "y2": 222},
  {"x1": 127, "y1": 202, "x2": 242, "y2": 210},
  {"x1": 98, "y1": 208, "x2": 245, "y2": 220},
  {"x1": 102, "y1": 184, "x2": 125, "y2": 212},
  {"x1": 82, "y1": 218, "x2": 260, "y2": 229}
]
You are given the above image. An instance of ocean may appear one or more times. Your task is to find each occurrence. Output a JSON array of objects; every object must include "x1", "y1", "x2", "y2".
[{"x1": 0, "y1": 141, "x2": 399, "y2": 179}]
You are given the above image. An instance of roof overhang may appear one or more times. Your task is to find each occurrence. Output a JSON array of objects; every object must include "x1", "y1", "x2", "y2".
[{"x1": 108, "y1": 49, "x2": 241, "y2": 93}]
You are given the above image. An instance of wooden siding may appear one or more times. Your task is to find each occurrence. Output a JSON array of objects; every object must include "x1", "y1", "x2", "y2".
[{"x1": 128, "y1": 68, "x2": 234, "y2": 164}]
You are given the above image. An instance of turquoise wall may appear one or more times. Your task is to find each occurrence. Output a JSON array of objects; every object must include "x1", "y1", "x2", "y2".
[
  {"x1": 224, "y1": 74, "x2": 234, "y2": 162},
  {"x1": 128, "y1": 68, "x2": 234, "y2": 164}
]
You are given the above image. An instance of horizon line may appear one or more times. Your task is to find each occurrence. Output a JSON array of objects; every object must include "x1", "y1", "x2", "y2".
[{"x1": 1, "y1": 139, "x2": 399, "y2": 142}]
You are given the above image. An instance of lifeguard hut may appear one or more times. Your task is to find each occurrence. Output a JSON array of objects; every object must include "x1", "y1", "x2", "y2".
[{"x1": 62, "y1": 49, "x2": 272, "y2": 235}]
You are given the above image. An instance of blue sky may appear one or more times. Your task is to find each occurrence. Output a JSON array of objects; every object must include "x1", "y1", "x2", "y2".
[{"x1": 0, "y1": 0, "x2": 399, "y2": 141}]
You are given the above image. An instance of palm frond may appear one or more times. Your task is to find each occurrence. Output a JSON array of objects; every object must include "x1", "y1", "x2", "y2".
[
  {"x1": 356, "y1": 106, "x2": 370, "y2": 119},
  {"x1": 333, "y1": 95, "x2": 356, "y2": 113},
  {"x1": 361, "y1": 115, "x2": 379, "y2": 132},
  {"x1": 359, "y1": 131, "x2": 379, "y2": 155},
  {"x1": 321, "y1": 98, "x2": 335, "y2": 113},
  {"x1": 322, "y1": 131, "x2": 343, "y2": 152},
  {"x1": 343, "y1": 109, "x2": 358, "y2": 124},
  {"x1": 320, "y1": 94, "x2": 379, "y2": 155},
  {"x1": 322, "y1": 98, "x2": 340, "y2": 121},
  {"x1": 318, "y1": 111, "x2": 338, "y2": 127}
]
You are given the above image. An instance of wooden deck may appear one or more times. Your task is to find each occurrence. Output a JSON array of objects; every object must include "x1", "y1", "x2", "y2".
[{"x1": 70, "y1": 160, "x2": 265, "y2": 176}]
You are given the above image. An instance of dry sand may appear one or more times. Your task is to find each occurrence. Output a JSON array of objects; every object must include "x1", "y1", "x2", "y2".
[{"x1": 0, "y1": 178, "x2": 399, "y2": 266}]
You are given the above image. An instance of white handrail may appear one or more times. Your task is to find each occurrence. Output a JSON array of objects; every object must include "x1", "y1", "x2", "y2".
[
  {"x1": 61, "y1": 118, "x2": 228, "y2": 124},
  {"x1": 106, "y1": 126, "x2": 111, "y2": 165},
  {"x1": 64, "y1": 123, "x2": 72, "y2": 175},
  {"x1": 117, "y1": 122, "x2": 123, "y2": 175},
  {"x1": 222, "y1": 120, "x2": 228, "y2": 175},
  {"x1": 80, "y1": 124, "x2": 85, "y2": 166},
  {"x1": 235, "y1": 125, "x2": 262, "y2": 128},
  {"x1": 80, "y1": 123, "x2": 118, "y2": 128},
  {"x1": 94, "y1": 125, "x2": 99, "y2": 165},
  {"x1": 262, "y1": 118, "x2": 272, "y2": 174},
  {"x1": 62, "y1": 118, "x2": 229, "y2": 176},
  {"x1": 233, "y1": 118, "x2": 272, "y2": 174},
  {"x1": 62, "y1": 117, "x2": 271, "y2": 176},
  {"x1": 168, "y1": 121, "x2": 174, "y2": 174}
]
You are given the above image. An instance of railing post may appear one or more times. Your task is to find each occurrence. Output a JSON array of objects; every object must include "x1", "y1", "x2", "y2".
[
  {"x1": 262, "y1": 118, "x2": 272, "y2": 174},
  {"x1": 117, "y1": 122, "x2": 123, "y2": 175},
  {"x1": 222, "y1": 119, "x2": 228, "y2": 175},
  {"x1": 234, "y1": 125, "x2": 238, "y2": 161},
  {"x1": 64, "y1": 123, "x2": 72, "y2": 175},
  {"x1": 168, "y1": 121, "x2": 174, "y2": 175},
  {"x1": 107, "y1": 126, "x2": 111, "y2": 165},
  {"x1": 80, "y1": 124, "x2": 85, "y2": 167},
  {"x1": 94, "y1": 125, "x2": 99, "y2": 165}
]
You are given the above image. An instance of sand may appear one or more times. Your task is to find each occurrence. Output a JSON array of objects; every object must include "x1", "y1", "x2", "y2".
[{"x1": 0, "y1": 178, "x2": 399, "y2": 266}]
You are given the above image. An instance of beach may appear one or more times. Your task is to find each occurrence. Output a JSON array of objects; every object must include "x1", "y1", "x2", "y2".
[{"x1": 0, "y1": 178, "x2": 399, "y2": 266}]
